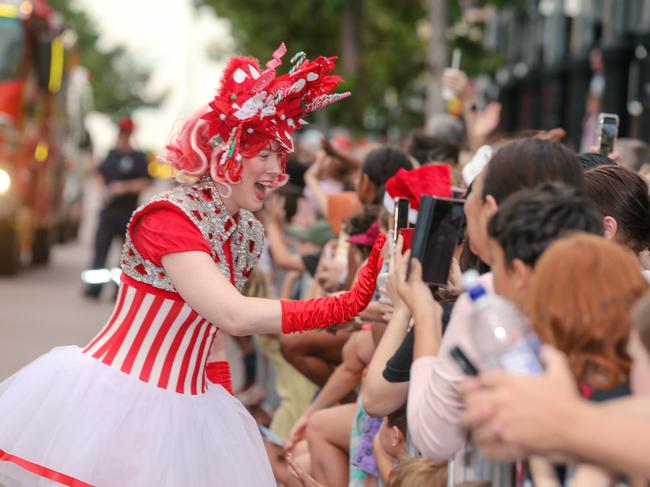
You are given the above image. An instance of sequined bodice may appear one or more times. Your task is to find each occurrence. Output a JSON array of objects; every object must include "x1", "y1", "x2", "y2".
[
  {"x1": 120, "y1": 176, "x2": 264, "y2": 292},
  {"x1": 84, "y1": 176, "x2": 264, "y2": 394}
]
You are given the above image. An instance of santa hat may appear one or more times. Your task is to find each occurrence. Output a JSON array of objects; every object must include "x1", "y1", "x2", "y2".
[
  {"x1": 383, "y1": 165, "x2": 452, "y2": 224},
  {"x1": 200, "y1": 43, "x2": 350, "y2": 184}
]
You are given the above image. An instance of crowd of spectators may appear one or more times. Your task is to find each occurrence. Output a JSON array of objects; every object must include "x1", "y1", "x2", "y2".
[{"x1": 228, "y1": 68, "x2": 650, "y2": 487}]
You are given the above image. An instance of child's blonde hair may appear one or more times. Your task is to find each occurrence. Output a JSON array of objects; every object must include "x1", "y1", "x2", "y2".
[{"x1": 386, "y1": 457, "x2": 447, "y2": 487}]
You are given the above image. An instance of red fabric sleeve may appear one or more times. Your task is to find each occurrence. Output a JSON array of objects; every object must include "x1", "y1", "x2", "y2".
[{"x1": 130, "y1": 205, "x2": 211, "y2": 267}]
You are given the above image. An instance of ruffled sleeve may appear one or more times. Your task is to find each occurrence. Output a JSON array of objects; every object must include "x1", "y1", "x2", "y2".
[{"x1": 130, "y1": 205, "x2": 211, "y2": 267}]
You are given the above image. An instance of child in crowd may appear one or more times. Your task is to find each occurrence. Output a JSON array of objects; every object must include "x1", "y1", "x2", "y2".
[
  {"x1": 372, "y1": 403, "x2": 407, "y2": 483},
  {"x1": 384, "y1": 457, "x2": 447, "y2": 487},
  {"x1": 278, "y1": 147, "x2": 413, "y2": 391}
]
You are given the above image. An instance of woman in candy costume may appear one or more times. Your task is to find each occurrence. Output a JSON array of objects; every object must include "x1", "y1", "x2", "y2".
[{"x1": 0, "y1": 43, "x2": 385, "y2": 487}]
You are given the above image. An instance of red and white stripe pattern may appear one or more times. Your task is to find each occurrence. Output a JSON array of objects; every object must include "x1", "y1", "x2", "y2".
[{"x1": 83, "y1": 282, "x2": 217, "y2": 395}]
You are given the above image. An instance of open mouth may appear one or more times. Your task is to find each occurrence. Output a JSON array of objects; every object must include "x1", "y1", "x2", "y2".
[{"x1": 254, "y1": 181, "x2": 272, "y2": 201}]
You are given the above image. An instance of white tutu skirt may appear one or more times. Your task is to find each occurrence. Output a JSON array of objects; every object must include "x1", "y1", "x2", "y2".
[{"x1": 0, "y1": 346, "x2": 275, "y2": 486}]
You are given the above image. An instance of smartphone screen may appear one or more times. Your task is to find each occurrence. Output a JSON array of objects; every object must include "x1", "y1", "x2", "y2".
[
  {"x1": 598, "y1": 113, "x2": 619, "y2": 155},
  {"x1": 393, "y1": 198, "x2": 410, "y2": 246},
  {"x1": 410, "y1": 196, "x2": 465, "y2": 286}
]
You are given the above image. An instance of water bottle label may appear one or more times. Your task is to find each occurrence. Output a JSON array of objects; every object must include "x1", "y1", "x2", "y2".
[{"x1": 499, "y1": 337, "x2": 544, "y2": 375}]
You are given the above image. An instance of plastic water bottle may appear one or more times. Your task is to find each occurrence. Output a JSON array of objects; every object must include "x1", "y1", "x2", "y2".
[{"x1": 462, "y1": 270, "x2": 543, "y2": 375}]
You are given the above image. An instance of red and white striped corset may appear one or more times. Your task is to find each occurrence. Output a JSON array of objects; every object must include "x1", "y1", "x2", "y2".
[
  {"x1": 82, "y1": 176, "x2": 265, "y2": 394},
  {"x1": 83, "y1": 281, "x2": 217, "y2": 395}
]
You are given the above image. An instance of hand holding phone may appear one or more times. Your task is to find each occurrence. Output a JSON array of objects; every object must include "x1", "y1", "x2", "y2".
[
  {"x1": 597, "y1": 113, "x2": 619, "y2": 155},
  {"x1": 394, "y1": 243, "x2": 444, "y2": 327}
]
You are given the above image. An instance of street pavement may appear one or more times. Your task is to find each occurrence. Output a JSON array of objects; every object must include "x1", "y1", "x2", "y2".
[
  {"x1": 0, "y1": 238, "x2": 115, "y2": 380},
  {"x1": 0, "y1": 178, "x2": 117, "y2": 381}
]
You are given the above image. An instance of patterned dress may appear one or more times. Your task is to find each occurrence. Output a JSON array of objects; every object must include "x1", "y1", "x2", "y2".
[{"x1": 0, "y1": 176, "x2": 275, "y2": 486}]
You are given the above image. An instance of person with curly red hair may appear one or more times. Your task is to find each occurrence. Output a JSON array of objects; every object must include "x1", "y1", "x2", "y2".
[{"x1": 0, "y1": 44, "x2": 384, "y2": 486}]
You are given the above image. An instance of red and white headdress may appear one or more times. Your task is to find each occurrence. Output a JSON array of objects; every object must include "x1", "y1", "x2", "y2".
[
  {"x1": 162, "y1": 43, "x2": 350, "y2": 186},
  {"x1": 383, "y1": 165, "x2": 453, "y2": 224}
]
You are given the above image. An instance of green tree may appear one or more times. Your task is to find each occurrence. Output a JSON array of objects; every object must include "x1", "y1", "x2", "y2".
[
  {"x1": 196, "y1": 0, "x2": 427, "y2": 132},
  {"x1": 49, "y1": 0, "x2": 164, "y2": 115},
  {"x1": 195, "y1": 0, "x2": 510, "y2": 133}
]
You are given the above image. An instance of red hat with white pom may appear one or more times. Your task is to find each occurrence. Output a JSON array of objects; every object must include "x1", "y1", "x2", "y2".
[{"x1": 383, "y1": 165, "x2": 452, "y2": 224}]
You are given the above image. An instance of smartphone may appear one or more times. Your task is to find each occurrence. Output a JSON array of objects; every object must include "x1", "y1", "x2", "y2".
[
  {"x1": 450, "y1": 345, "x2": 479, "y2": 376},
  {"x1": 259, "y1": 424, "x2": 286, "y2": 447},
  {"x1": 393, "y1": 198, "x2": 410, "y2": 246},
  {"x1": 409, "y1": 196, "x2": 465, "y2": 286},
  {"x1": 452, "y1": 186, "x2": 466, "y2": 199},
  {"x1": 597, "y1": 113, "x2": 619, "y2": 155}
]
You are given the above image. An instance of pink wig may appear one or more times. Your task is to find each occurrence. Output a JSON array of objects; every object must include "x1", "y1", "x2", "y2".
[{"x1": 160, "y1": 110, "x2": 288, "y2": 188}]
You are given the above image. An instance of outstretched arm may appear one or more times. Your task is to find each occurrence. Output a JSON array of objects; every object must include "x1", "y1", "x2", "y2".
[
  {"x1": 163, "y1": 250, "x2": 282, "y2": 336},
  {"x1": 361, "y1": 307, "x2": 410, "y2": 416},
  {"x1": 362, "y1": 237, "x2": 412, "y2": 416},
  {"x1": 161, "y1": 234, "x2": 385, "y2": 337}
]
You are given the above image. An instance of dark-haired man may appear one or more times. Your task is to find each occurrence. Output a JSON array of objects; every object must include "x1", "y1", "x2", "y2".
[{"x1": 486, "y1": 183, "x2": 603, "y2": 306}]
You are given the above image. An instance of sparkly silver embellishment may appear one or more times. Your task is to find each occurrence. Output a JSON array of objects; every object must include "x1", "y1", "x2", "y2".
[{"x1": 121, "y1": 176, "x2": 264, "y2": 292}]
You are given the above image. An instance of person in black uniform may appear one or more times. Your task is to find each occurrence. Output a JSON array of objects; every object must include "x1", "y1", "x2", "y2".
[{"x1": 84, "y1": 117, "x2": 152, "y2": 299}]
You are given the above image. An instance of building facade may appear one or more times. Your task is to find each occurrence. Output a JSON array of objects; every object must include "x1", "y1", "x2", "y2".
[{"x1": 486, "y1": 0, "x2": 650, "y2": 148}]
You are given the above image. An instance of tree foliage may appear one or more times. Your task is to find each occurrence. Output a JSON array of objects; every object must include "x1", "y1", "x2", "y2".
[
  {"x1": 196, "y1": 0, "x2": 427, "y2": 132},
  {"x1": 195, "y1": 0, "x2": 509, "y2": 132},
  {"x1": 48, "y1": 0, "x2": 163, "y2": 115}
]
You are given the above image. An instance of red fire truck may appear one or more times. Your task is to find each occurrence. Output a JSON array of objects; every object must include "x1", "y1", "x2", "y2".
[{"x1": 0, "y1": 0, "x2": 80, "y2": 274}]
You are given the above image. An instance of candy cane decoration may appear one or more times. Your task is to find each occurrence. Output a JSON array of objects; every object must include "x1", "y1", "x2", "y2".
[
  {"x1": 266, "y1": 42, "x2": 287, "y2": 70},
  {"x1": 289, "y1": 52, "x2": 306, "y2": 75}
]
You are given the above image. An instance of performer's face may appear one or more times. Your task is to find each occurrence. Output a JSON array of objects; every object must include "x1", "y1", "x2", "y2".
[{"x1": 230, "y1": 141, "x2": 283, "y2": 213}]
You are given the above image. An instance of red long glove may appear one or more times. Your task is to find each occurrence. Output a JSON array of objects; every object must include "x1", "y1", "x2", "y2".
[
  {"x1": 206, "y1": 361, "x2": 233, "y2": 395},
  {"x1": 281, "y1": 233, "x2": 386, "y2": 334}
]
